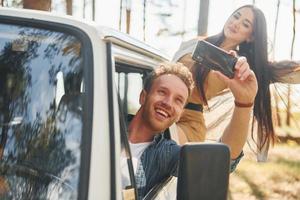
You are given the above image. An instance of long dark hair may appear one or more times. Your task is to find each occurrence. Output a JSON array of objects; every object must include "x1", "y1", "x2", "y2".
[{"x1": 194, "y1": 5, "x2": 275, "y2": 149}]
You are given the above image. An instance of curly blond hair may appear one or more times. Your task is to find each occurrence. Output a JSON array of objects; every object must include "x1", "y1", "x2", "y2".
[{"x1": 143, "y1": 62, "x2": 194, "y2": 96}]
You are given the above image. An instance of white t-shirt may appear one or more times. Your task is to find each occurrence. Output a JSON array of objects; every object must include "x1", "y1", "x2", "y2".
[{"x1": 121, "y1": 142, "x2": 151, "y2": 188}]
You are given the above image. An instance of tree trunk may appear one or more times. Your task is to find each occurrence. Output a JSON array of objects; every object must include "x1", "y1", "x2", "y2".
[
  {"x1": 291, "y1": 0, "x2": 296, "y2": 59},
  {"x1": 119, "y1": 0, "x2": 123, "y2": 31},
  {"x1": 83, "y1": 0, "x2": 86, "y2": 18},
  {"x1": 273, "y1": 87, "x2": 281, "y2": 127},
  {"x1": 92, "y1": 0, "x2": 95, "y2": 20},
  {"x1": 272, "y1": 0, "x2": 281, "y2": 59},
  {"x1": 125, "y1": 0, "x2": 131, "y2": 34},
  {"x1": 23, "y1": 0, "x2": 51, "y2": 11},
  {"x1": 142, "y1": 0, "x2": 147, "y2": 41},
  {"x1": 126, "y1": 9, "x2": 130, "y2": 34},
  {"x1": 66, "y1": 0, "x2": 72, "y2": 15},
  {"x1": 181, "y1": 0, "x2": 187, "y2": 38},
  {"x1": 197, "y1": 0, "x2": 209, "y2": 36},
  {"x1": 286, "y1": 85, "x2": 291, "y2": 126},
  {"x1": 286, "y1": 0, "x2": 296, "y2": 126}
]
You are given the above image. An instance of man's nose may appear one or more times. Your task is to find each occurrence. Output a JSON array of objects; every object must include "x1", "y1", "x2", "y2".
[{"x1": 161, "y1": 96, "x2": 172, "y2": 108}]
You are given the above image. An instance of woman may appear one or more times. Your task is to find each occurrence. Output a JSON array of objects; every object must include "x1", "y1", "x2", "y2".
[{"x1": 173, "y1": 5, "x2": 275, "y2": 150}]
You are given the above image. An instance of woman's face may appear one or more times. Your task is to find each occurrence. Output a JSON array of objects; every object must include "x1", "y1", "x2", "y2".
[{"x1": 223, "y1": 7, "x2": 254, "y2": 44}]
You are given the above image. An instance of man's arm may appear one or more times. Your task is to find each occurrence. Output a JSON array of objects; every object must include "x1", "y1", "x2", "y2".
[{"x1": 213, "y1": 56, "x2": 258, "y2": 159}]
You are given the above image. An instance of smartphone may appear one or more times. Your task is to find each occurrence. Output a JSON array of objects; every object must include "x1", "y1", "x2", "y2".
[{"x1": 192, "y1": 40, "x2": 237, "y2": 78}]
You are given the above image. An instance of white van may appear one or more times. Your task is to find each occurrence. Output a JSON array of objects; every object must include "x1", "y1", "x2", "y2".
[{"x1": 0, "y1": 8, "x2": 230, "y2": 200}]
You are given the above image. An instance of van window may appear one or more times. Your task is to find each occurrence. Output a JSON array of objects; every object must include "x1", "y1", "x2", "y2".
[
  {"x1": 115, "y1": 65, "x2": 149, "y2": 200},
  {"x1": 0, "y1": 23, "x2": 85, "y2": 199},
  {"x1": 115, "y1": 70, "x2": 144, "y2": 115}
]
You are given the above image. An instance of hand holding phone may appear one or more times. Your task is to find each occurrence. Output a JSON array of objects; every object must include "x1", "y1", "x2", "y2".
[{"x1": 192, "y1": 40, "x2": 237, "y2": 79}]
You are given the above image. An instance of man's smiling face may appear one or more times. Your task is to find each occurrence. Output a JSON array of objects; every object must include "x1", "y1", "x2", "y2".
[{"x1": 140, "y1": 74, "x2": 189, "y2": 134}]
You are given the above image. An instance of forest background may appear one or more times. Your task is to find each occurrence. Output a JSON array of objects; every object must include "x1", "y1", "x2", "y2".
[{"x1": 2, "y1": 0, "x2": 300, "y2": 199}]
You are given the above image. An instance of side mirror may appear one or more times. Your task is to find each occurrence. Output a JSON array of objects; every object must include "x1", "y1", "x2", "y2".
[{"x1": 177, "y1": 143, "x2": 230, "y2": 200}]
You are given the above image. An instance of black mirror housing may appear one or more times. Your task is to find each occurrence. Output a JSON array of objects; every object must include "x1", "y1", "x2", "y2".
[{"x1": 177, "y1": 143, "x2": 230, "y2": 200}]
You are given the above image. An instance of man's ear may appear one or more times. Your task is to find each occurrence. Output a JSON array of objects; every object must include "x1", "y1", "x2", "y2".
[{"x1": 139, "y1": 89, "x2": 147, "y2": 105}]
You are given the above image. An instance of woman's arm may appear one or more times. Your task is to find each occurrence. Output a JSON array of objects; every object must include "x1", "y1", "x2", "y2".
[{"x1": 215, "y1": 56, "x2": 258, "y2": 159}]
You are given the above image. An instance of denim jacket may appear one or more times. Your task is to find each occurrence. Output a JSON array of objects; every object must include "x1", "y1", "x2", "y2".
[{"x1": 135, "y1": 134, "x2": 243, "y2": 199}]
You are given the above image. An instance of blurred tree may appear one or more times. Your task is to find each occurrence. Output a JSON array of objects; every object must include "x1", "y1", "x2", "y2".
[
  {"x1": 151, "y1": 0, "x2": 180, "y2": 36},
  {"x1": 119, "y1": 0, "x2": 123, "y2": 31},
  {"x1": 272, "y1": 0, "x2": 281, "y2": 59},
  {"x1": 272, "y1": 0, "x2": 282, "y2": 127},
  {"x1": 83, "y1": 0, "x2": 86, "y2": 18},
  {"x1": 23, "y1": 0, "x2": 51, "y2": 11},
  {"x1": 143, "y1": 0, "x2": 147, "y2": 41},
  {"x1": 286, "y1": 85, "x2": 291, "y2": 125},
  {"x1": 197, "y1": 0, "x2": 209, "y2": 36},
  {"x1": 273, "y1": 88, "x2": 281, "y2": 126},
  {"x1": 92, "y1": 0, "x2": 95, "y2": 20},
  {"x1": 66, "y1": 0, "x2": 72, "y2": 15},
  {"x1": 126, "y1": 0, "x2": 131, "y2": 34},
  {"x1": 286, "y1": 0, "x2": 296, "y2": 126}
]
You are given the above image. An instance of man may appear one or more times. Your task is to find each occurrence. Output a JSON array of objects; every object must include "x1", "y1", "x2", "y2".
[{"x1": 123, "y1": 60, "x2": 258, "y2": 198}]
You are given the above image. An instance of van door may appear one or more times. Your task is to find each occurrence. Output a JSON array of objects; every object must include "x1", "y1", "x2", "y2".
[{"x1": 0, "y1": 18, "x2": 93, "y2": 200}]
